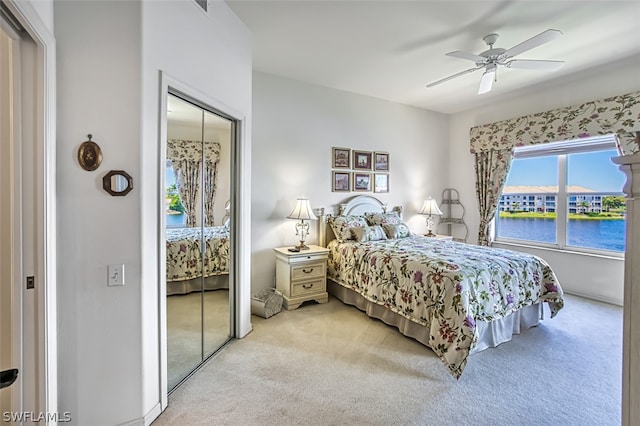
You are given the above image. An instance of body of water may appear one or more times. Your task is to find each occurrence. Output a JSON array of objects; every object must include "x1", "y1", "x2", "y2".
[
  {"x1": 497, "y1": 217, "x2": 626, "y2": 252},
  {"x1": 166, "y1": 213, "x2": 186, "y2": 228}
]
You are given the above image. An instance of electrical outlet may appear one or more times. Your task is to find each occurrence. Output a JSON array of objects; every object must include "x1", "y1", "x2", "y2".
[{"x1": 108, "y1": 264, "x2": 125, "y2": 286}]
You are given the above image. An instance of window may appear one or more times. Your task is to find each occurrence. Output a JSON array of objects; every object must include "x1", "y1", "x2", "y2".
[
  {"x1": 165, "y1": 160, "x2": 186, "y2": 228},
  {"x1": 495, "y1": 135, "x2": 626, "y2": 254}
]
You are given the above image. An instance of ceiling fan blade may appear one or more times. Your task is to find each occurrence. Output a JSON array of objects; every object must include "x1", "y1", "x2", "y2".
[
  {"x1": 478, "y1": 67, "x2": 495, "y2": 94},
  {"x1": 446, "y1": 50, "x2": 487, "y2": 64},
  {"x1": 502, "y1": 29, "x2": 563, "y2": 59},
  {"x1": 426, "y1": 66, "x2": 483, "y2": 88},
  {"x1": 505, "y1": 59, "x2": 565, "y2": 71}
]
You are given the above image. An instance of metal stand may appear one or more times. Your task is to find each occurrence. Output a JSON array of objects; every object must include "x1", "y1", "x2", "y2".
[{"x1": 438, "y1": 188, "x2": 469, "y2": 242}]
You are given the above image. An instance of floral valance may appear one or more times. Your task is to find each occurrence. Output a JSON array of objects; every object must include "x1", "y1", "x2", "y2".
[
  {"x1": 167, "y1": 139, "x2": 221, "y2": 163},
  {"x1": 469, "y1": 91, "x2": 640, "y2": 155}
]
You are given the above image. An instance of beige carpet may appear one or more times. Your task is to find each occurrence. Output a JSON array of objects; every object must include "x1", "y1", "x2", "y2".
[
  {"x1": 154, "y1": 294, "x2": 621, "y2": 426},
  {"x1": 167, "y1": 290, "x2": 231, "y2": 390}
]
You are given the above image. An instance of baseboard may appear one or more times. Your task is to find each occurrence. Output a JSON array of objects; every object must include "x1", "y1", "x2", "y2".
[
  {"x1": 144, "y1": 402, "x2": 163, "y2": 426},
  {"x1": 564, "y1": 289, "x2": 623, "y2": 307}
]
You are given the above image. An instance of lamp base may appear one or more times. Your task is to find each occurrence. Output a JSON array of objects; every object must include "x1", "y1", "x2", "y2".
[
  {"x1": 424, "y1": 231, "x2": 436, "y2": 237},
  {"x1": 295, "y1": 242, "x2": 310, "y2": 250}
]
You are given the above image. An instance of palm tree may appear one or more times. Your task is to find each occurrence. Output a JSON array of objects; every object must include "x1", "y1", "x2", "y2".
[{"x1": 578, "y1": 200, "x2": 590, "y2": 214}]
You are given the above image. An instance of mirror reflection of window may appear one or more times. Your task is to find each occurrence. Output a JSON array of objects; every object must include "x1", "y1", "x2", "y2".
[{"x1": 165, "y1": 159, "x2": 187, "y2": 228}]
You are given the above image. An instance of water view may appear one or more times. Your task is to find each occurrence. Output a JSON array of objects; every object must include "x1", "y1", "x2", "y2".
[
  {"x1": 167, "y1": 213, "x2": 186, "y2": 228},
  {"x1": 497, "y1": 217, "x2": 626, "y2": 252}
]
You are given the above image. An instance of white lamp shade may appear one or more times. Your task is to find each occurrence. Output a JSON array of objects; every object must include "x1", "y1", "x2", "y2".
[
  {"x1": 287, "y1": 198, "x2": 317, "y2": 220},
  {"x1": 419, "y1": 197, "x2": 443, "y2": 216}
]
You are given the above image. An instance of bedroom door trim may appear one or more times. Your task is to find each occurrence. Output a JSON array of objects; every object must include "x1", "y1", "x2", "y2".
[
  {"x1": 0, "y1": 0, "x2": 57, "y2": 418},
  {"x1": 158, "y1": 72, "x2": 246, "y2": 409}
]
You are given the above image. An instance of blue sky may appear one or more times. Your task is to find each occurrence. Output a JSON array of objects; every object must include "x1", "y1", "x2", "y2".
[{"x1": 507, "y1": 149, "x2": 626, "y2": 193}]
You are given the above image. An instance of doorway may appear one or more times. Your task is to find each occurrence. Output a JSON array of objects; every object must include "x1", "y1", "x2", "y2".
[
  {"x1": 0, "y1": 21, "x2": 19, "y2": 414},
  {"x1": 0, "y1": 3, "x2": 56, "y2": 416},
  {"x1": 164, "y1": 91, "x2": 237, "y2": 392}
]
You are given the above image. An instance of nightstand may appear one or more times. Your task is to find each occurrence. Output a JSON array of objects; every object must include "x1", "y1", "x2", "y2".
[{"x1": 273, "y1": 245, "x2": 329, "y2": 310}]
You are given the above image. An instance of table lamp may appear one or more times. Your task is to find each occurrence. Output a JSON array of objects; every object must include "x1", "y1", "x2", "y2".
[
  {"x1": 419, "y1": 197, "x2": 443, "y2": 237},
  {"x1": 287, "y1": 198, "x2": 317, "y2": 250}
]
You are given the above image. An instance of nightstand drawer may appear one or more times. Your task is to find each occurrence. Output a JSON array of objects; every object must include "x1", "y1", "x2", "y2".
[
  {"x1": 286, "y1": 252, "x2": 327, "y2": 264},
  {"x1": 291, "y1": 262, "x2": 325, "y2": 281},
  {"x1": 291, "y1": 278, "x2": 325, "y2": 297}
]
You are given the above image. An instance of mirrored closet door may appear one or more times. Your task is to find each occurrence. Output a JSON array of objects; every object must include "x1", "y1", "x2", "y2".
[{"x1": 165, "y1": 93, "x2": 234, "y2": 391}]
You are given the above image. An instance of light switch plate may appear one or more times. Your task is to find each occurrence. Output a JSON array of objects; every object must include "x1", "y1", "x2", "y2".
[{"x1": 108, "y1": 264, "x2": 125, "y2": 286}]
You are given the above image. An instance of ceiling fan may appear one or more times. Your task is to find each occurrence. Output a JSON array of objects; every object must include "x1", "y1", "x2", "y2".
[{"x1": 426, "y1": 29, "x2": 565, "y2": 94}]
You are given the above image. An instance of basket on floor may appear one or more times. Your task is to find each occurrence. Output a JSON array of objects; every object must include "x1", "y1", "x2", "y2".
[{"x1": 251, "y1": 288, "x2": 283, "y2": 319}]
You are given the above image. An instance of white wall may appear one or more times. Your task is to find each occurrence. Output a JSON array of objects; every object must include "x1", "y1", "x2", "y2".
[
  {"x1": 55, "y1": 1, "x2": 251, "y2": 424},
  {"x1": 449, "y1": 55, "x2": 640, "y2": 305},
  {"x1": 26, "y1": 0, "x2": 54, "y2": 32},
  {"x1": 55, "y1": 2, "x2": 143, "y2": 424},
  {"x1": 141, "y1": 0, "x2": 251, "y2": 421},
  {"x1": 251, "y1": 72, "x2": 449, "y2": 292}
]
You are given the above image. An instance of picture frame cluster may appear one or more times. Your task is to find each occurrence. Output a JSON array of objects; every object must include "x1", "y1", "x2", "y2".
[{"x1": 331, "y1": 147, "x2": 389, "y2": 193}]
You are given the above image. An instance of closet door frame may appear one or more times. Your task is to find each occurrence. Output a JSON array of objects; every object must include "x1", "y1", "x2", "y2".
[{"x1": 158, "y1": 72, "x2": 246, "y2": 407}]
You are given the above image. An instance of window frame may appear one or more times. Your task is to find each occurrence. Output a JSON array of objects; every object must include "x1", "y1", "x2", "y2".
[{"x1": 494, "y1": 135, "x2": 625, "y2": 259}]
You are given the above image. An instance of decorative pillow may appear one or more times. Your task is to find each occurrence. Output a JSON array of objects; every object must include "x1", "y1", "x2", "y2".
[
  {"x1": 350, "y1": 225, "x2": 388, "y2": 243},
  {"x1": 382, "y1": 223, "x2": 412, "y2": 239},
  {"x1": 364, "y1": 211, "x2": 403, "y2": 226},
  {"x1": 327, "y1": 215, "x2": 369, "y2": 242}
]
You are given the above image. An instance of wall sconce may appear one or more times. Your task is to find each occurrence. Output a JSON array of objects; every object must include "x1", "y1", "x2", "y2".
[
  {"x1": 287, "y1": 198, "x2": 317, "y2": 250},
  {"x1": 419, "y1": 197, "x2": 443, "y2": 237}
]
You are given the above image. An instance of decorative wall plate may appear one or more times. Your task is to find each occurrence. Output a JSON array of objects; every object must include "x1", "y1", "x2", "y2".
[{"x1": 78, "y1": 134, "x2": 102, "y2": 171}]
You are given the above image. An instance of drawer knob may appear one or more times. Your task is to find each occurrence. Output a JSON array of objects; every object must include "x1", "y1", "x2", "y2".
[
  {"x1": 302, "y1": 283, "x2": 314, "y2": 289},
  {"x1": 302, "y1": 268, "x2": 314, "y2": 274}
]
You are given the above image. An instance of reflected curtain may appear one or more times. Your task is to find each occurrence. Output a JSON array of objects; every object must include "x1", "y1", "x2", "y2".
[
  {"x1": 469, "y1": 90, "x2": 640, "y2": 245},
  {"x1": 168, "y1": 140, "x2": 202, "y2": 228},
  {"x1": 168, "y1": 139, "x2": 221, "y2": 228},
  {"x1": 203, "y1": 142, "x2": 221, "y2": 226}
]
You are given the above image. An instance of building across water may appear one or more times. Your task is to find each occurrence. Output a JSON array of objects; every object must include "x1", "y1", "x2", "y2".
[{"x1": 499, "y1": 185, "x2": 623, "y2": 214}]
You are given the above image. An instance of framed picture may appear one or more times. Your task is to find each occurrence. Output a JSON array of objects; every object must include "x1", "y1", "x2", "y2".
[
  {"x1": 352, "y1": 150, "x2": 373, "y2": 170},
  {"x1": 332, "y1": 171, "x2": 351, "y2": 192},
  {"x1": 353, "y1": 172, "x2": 371, "y2": 192},
  {"x1": 374, "y1": 173, "x2": 389, "y2": 193},
  {"x1": 332, "y1": 147, "x2": 351, "y2": 168},
  {"x1": 374, "y1": 151, "x2": 389, "y2": 171}
]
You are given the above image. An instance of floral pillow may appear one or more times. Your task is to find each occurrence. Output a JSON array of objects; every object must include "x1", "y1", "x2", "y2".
[
  {"x1": 350, "y1": 225, "x2": 388, "y2": 243},
  {"x1": 364, "y1": 211, "x2": 403, "y2": 226},
  {"x1": 327, "y1": 215, "x2": 369, "y2": 242},
  {"x1": 382, "y1": 223, "x2": 412, "y2": 239}
]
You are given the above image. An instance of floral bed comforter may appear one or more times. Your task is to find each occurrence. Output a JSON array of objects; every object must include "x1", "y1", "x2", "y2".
[
  {"x1": 327, "y1": 236, "x2": 564, "y2": 378},
  {"x1": 166, "y1": 226, "x2": 229, "y2": 282}
]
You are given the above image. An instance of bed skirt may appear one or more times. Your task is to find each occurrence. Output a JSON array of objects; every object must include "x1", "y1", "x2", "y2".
[
  {"x1": 327, "y1": 279, "x2": 543, "y2": 355},
  {"x1": 167, "y1": 274, "x2": 229, "y2": 296}
]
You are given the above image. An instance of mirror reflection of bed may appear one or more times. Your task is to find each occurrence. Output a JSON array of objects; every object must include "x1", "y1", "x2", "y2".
[{"x1": 165, "y1": 93, "x2": 233, "y2": 391}]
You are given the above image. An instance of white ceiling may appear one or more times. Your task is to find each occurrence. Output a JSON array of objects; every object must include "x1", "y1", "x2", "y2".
[{"x1": 226, "y1": 0, "x2": 640, "y2": 114}]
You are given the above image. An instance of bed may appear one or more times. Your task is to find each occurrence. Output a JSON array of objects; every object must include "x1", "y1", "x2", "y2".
[
  {"x1": 166, "y1": 225, "x2": 230, "y2": 295},
  {"x1": 318, "y1": 195, "x2": 564, "y2": 378}
]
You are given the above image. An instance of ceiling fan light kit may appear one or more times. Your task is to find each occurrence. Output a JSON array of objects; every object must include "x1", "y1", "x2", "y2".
[{"x1": 427, "y1": 29, "x2": 564, "y2": 95}]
